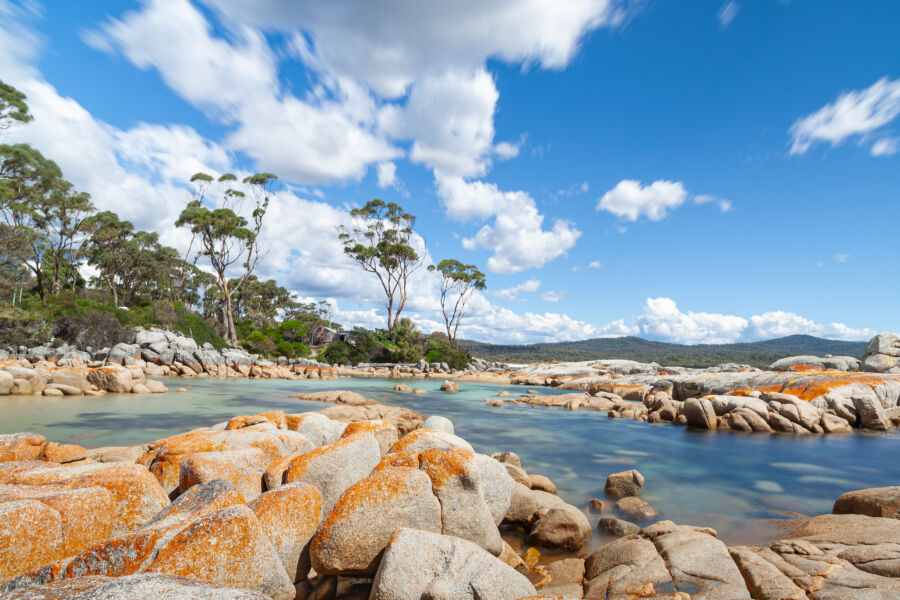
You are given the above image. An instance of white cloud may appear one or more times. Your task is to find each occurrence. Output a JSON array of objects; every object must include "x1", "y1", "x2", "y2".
[
  {"x1": 541, "y1": 290, "x2": 568, "y2": 302},
  {"x1": 789, "y1": 76, "x2": 900, "y2": 155},
  {"x1": 597, "y1": 179, "x2": 688, "y2": 222},
  {"x1": 376, "y1": 161, "x2": 397, "y2": 188},
  {"x1": 437, "y1": 175, "x2": 581, "y2": 274},
  {"x1": 588, "y1": 260, "x2": 603, "y2": 269},
  {"x1": 834, "y1": 253, "x2": 850, "y2": 263},
  {"x1": 871, "y1": 136, "x2": 899, "y2": 157},
  {"x1": 694, "y1": 193, "x2": 733, "y2": 213},
  {"x1": 717, "y1": 1, "x2": 740, "y2": 28},
  {"x1": 494, "y1": 140, "x2": 521, "y2": 160},
  {"x1": 205, "y1": 0, "x2": 627, "y2": 98},
  {"x1": 631, "y1": 297, "x2": 874, "y2": 344},
  {"x1": 492, "y1": 279, "x2": 541, "y2": 301}
]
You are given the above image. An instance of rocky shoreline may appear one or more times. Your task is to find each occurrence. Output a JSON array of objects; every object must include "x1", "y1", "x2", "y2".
[
  {"x1": 2, "y1": 329, "x2": 900, "y2": 437},
  {"x1": 1, "y1": 393, "x2": 900, "y2": 599}
]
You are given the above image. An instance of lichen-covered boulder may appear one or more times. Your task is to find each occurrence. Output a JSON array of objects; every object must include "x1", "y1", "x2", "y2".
[
  {"x1": 87, "y1": 365, "x2": 134, "y2": 393},
  {"x1": 389, "y1": 428, "x2": 473, "y2": 453},
  {"x1": 341, "y1": 419, "x2": 399, "y2": 455},
  {"x1": 0, "y1": 461, "x2": 169, "y2": 534},
  {"x1": 0, "y1": 434, "x2": 46, "y2": 462},
  {"x1": 284, "y1": 413, "x2": 345, "y2": 446},
  {"x1": 39, "y1": 443, "x2": 86, "y2": 464},
  {"x1": 421, "y1": 415, "x2": 454, "y2": 434},
  {"x1": 371, "y1": 528, "x2": 536, "y2": 600},
  {"x1": 0, "y1": 573, "x2": 273, "y2": 599},
  {"x1": 283, "y1": 433, "x2": 381, "y2": 515},
  {"x1": 140, "y1": 429, "x2": 314, "y2": 494},
  {"x1": 0, "y1": 500, "x2": 63, "y2": 580},
  {"x1": 179, "y1": 449, "x2": 268, "y2": 500},
  {"x1": 310, "y1": 467, "x2": 441, "y2": 575},
  {"x1": 250, "y1": 483, "x2": 322, "y2": 582}
]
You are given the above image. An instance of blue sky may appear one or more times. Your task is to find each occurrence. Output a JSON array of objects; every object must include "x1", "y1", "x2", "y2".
[{"x1": 1, "y1": 0, "x2": 898, "y2": 344}]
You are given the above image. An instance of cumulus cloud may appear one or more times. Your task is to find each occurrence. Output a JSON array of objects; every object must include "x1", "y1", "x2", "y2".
[
  {"x1": 588, "y1": 260, "x2": 603, "y2": 269},
  {"x1": 871, "y1": 137, "x2": 899, "y2": 157},
  {"x1": 492, "y1": 279, "x2": 541, "y2": 301},
  {"x1": 789, "y1": 76, "x2": 900, "y2": 155},
  {"x1": 376, "y1": 161, "x2": 397, "y2": 188},
  {"x1": 436, "y1": 176, "x2": 581, "y2": 274},
  {"x1": 631, "y1": 297, "x2": 874, "y2": 344},
  {"x1": 541, "y1": 290, "x2": 568, "y2": 302},
  {"x1": 694, "y1": 193, "x2": 733, "y2": 213},
  {"x1": 597, "y1": 179, "x2": 688, "y2": 222}
]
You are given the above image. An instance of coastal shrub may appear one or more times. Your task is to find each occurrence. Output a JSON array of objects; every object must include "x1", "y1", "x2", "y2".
[
  {"x1": 53, "y1": 308, "x2": 134, "y2": 350},
  {"x1": 424, "y1": 339, "x2": 471, "y2": 370}
]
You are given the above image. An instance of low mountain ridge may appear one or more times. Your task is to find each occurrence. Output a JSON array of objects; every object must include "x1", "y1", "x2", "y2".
[{"x1": 460, "y1": 334, "x2": 867, "y2": 368}]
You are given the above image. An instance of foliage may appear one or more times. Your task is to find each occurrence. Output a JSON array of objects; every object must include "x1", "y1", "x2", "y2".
[
  {"x1": 338, "y1": 199, "x2": 424, "y2": 338},
  {"x1": 460, "y1": 334, "x2": 869, "y2": 368},
  {"x1": 0, "y1": 78, "x2": 32, "y2": 130},
  {"x1": 178, "y1": 171, "x2": 276, "y2": 345},
  {"x1": 424, "y1": 338, "x2": 471, "y2": 370},
  {"x1": 428, "y1": 258, "x2": 485, "y2": 343},
  {"x1": 239, "y1": 319, "x2": 309, "y2": 359}
]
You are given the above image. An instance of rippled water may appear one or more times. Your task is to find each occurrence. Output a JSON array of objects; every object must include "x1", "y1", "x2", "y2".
[{"x1": 3, "y1": 376, "x2": 898, "y2": 545}]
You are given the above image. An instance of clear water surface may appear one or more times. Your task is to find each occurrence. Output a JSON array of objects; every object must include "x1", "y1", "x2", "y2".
[{"x1": 2, "y1": 376, "x2": 898, "y2": 546}]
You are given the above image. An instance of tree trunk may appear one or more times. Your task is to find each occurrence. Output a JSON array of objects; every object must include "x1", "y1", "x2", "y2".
[
  {"x1": 221, "y1": 278, "x2": 238, "y2": 347},
  {"x1": 107, "y1": 275, "x2": 119, "y2": 307}
]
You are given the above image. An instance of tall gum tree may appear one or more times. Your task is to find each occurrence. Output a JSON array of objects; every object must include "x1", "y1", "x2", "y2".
[
  {"x1": 338, "y1": 199, "x2": 425, "y2": 339},
  {"x1": 428, "y1": 259, "x2": 486, "y2": 345},
  {"x1": 177, "y1": 172, "x2": 276, "y2": 347}
]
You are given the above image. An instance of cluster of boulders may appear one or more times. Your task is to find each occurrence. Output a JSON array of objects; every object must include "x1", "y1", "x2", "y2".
[{"x1": 0, "y1": 359, "x2": 169, "y2": 397}]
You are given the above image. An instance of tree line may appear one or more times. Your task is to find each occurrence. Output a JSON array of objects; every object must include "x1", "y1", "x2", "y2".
[{"x1": 0, "y1": 78, "x2": 488, "y2": 364}]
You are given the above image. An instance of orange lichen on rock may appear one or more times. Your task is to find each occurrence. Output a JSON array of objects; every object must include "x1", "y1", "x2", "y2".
[
  {"x1": 262, "y1": 453, "x2": 299, "y2": 491},
  {"x1": 226, "y1": 415, "x2": 269, "y2": 430},
  {"x1": 387, "y1": 428, "x2": 451, "y2": 453},
  {"x1": 65, "y1": 526, "x2": 171, "y2": 579},
  {"x1": 0, "y1": 499, "x2": 64, "y2": 580},
  {"x1": 342, "y1": 419, "x2": 392, "y2": 437},
  {"x1": 250, "y1": 483, "x2": 322, "y2": 580},
  {"x1": 319, "y1": 467, "x2": 422, "y2": 532},
  {"x1": 147, "y1": 505, "x2": 294, "y2": 599},
  {"x1": 178, "y1": 448, "x2": 268, "y2": 499},
  {"x1": 0, "y1": 433, "x2": 47, "y2": 462},
  {"x1": 417, "y1": 447, "x2": 476, "y2": 491},
  {"x1": 39, "y1": 442, "x2": 87, "y2": 464},
  {"x1": 0, "y1": 462, "x2": 170, "y2": 534},
  {"x1": 373, "y1": 450, "x2": 421, "y2": 472},
  {"x1": 283, "y1": 433, "x2": 369, "y2": 482}
]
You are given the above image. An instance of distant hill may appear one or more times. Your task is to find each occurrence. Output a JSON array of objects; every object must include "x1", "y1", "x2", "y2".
[{"x1": 460, "y1": 334, "x2": 868, "y2": 368}]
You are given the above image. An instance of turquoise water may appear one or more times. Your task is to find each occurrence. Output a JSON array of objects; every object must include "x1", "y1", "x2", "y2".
[{"x1": 2, "y1": 376, "x2": 898, "y2": 545}]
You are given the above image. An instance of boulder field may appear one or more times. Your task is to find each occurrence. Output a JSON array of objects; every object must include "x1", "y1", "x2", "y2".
[{"x1": 2, "y1": 400, "x2": 900, "y2": 599}]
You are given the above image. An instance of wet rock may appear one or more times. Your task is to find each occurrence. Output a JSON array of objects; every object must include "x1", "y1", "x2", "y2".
[
  {"x1": 528, "y1": 504, "x2": 591, "y2": 551},
  {"x1": 2, "y1": 573, "x2": 273, "y2": 599},
  {"x1": 370, "y1": 528, "x2": 536, "y2": 600},
  {"x1": 310, "y1": 467, "x2": 441, "y2": 575},
  {"x1": 283, "y1": 433, "x2": 381, "y2": 515},
  {"x1": 604, "y1": 469, "x2": 644, "y2": 499},
  {"x1": 615, "y1": 497, "x2": 659, "y2": 522},
  {"x1": 529, "y1": 474, "x2": 557, "y2": 494},
  {"x1": 820, "y1": 411, "x2": 853, "y2": 434},
  {"x1": 411, "y1": 388, "x2": 427, "y2": 395},
  {"x1": 535, "y1": 558, "x2": 585, "y2": 598},
  {"x1": 683, "y1": 397, "x2": 717, "y2": 429},
  {"x1": 834, "y1": 486, "x2": 900, "y2": 519},
  {"x1": 439, "y1": 380, "x2": 460, "y2": 392},
  {"x1": 250, "y1": 482, "x2": 322, "y2": 582},
  {"x1": 393, "y1": 384, "x2": 411, "y2": 392},
  {"x1": 598, "y1": 517, "x2": 640, "y2": 537}
]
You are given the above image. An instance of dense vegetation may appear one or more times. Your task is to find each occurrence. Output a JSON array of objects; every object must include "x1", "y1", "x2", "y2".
[
  {"x1": 461, "y1": 334, "x2": 868, "y2": 368},
  {"x1": 0, "y1": 79, "x2": 476, "y2": 366}
]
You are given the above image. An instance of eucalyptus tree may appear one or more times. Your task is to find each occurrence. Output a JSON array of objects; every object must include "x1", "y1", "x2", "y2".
[
  {"x1": 0, "y1": 79, "x2": 32, "y2": 132},
  {"x1": 0, "y1": 144, "x2": 93, "y2": 298},
  {"x1": 338, "y1": 199, "x2": 425, "y2": 339},
  {"x1": 177, "y1": 171, "x2": 276, "y2": 346},
  {"x1": 428, "y1": 259, "x2": 486, "y2": 345}
]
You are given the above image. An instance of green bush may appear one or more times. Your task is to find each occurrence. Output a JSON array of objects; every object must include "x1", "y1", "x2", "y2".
[{"x1": 424, "y1": 339, "x2": 471, "y2": 370}]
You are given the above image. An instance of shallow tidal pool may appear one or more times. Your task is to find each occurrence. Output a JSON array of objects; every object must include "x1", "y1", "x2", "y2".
[{"x1": 2, "y1": 376, "x2": 898, "y2": 546}]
